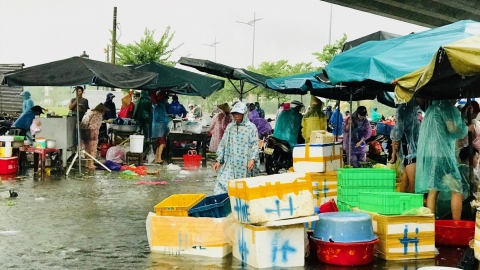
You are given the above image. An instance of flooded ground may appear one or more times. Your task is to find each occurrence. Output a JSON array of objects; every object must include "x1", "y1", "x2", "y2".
[{"x1": 0, "y1": 160, "x2": 470, "y2": 270}]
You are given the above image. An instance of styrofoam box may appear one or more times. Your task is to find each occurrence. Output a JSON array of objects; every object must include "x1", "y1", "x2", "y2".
[
  {"x1": 232, "y1": 216, "x2": 316, "y2": 268},
  {"x1": 146, "y1": 212, "x2": 231, "y2": 258},
  {"x1": 293, "y1": 143, "x2": 342, "y2": 173},
  {"x1": 353, "y1": 209, "x2": 435, "y2": 260},
  {"x1": 228, "y1": 172, "x2": 314, "y2": 224}
]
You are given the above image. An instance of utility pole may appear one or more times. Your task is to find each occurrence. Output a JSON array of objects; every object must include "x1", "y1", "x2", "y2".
[{"x1": 111, "y1": 7, "x2": 117, "y2": 64}]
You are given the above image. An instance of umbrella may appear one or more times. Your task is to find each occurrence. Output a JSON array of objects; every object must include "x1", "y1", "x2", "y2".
[
  {"x1": 322, "y1": 20, "x2": 480, "y2": 95},
  {"x1": 395, "y1": 34, "x2": 480, "y2": 101},
  {"x1": 266, "y1": 71, "x2": 396, "y2": 107},
  {"x1": 178, "y1": 57, "x2": 271, "y2": 100},
  {"x1": 130, "y1": 62, "x2": 225, "y2": 98},
  {"x1": 1, "y1": 57, "x2": 158, "y2": 89}
]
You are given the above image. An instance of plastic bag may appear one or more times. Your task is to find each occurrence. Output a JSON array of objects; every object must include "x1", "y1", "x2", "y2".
[
  {"x1": 106, "y1": 146, "x2": 125, "y2": 164},
  {"x1": 30, "y1": 119, "x2": 41, "y2": 135},
  {"x1": 146, "y1": 145, "x2": 155, "y2": 164},
  {"x1": 104, "y1": 160, "x2": 121, "y2": 171},
  {"x1": 184, "y1": 121, "x2": 202, "y2": 134}
]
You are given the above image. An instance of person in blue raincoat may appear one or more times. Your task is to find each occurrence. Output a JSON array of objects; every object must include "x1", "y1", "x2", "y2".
[
  {"x1": 416, "y1": 99, "x2": 470, "y2": 220},
  {"x1": 329, "y1": 105, "x2": 343, "y2": 138},
  {"x1": 152, "y1": 92, "x2": 170, "y2": 164},
  {"x1": 213, "y1": 102, "x2": 259, "y2": 194},
  {"x1": 20, "y1": 91, "x2": 34, "y2": 113},
  {"x1": 103, "y1": 93, "x2": 117, "y2": 120}
]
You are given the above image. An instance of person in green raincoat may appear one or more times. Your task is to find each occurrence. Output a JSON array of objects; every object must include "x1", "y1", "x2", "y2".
[
  {"x1": 273, "y1": 101, "x2": 304, "y2": 150},
  {"x1": 133, "y1": 90, "x2": 152, "y2": 139},
  {"x1": 371, "y1": 107, "x2": 382, "y2": 122},
  {"x1": 416, "y1": 99, "x2": 471, "y2": 220},
  {"x1": 213, "y1": 102, "x2": 259, "y2": 194}
]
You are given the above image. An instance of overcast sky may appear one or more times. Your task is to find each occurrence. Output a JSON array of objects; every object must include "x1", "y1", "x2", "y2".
[{"x1": 0, "y1": 0, "x2": 428, "y2": 69}]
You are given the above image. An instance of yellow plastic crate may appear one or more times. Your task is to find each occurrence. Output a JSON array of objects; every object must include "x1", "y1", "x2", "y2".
[
  {"x1": 154, "y1": 194, "x2": 206, "y2": 216},
  {"x1": 305, "y1": 172, "x2": 338, "y2": 206}
]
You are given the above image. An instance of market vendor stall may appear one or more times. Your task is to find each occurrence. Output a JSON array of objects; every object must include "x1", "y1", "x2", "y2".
[
  {"x1": 167, "y1": 132, "x2": 208, "y2": 168},
  {"x1": 35, "y1": 116, "x2": 76, "y2": 167}
]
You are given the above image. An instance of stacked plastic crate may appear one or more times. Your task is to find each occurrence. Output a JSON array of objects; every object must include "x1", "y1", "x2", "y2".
[
  {"x1": 146, "y1": 193, "x2": 233, "y2": 258},
  {"x1": 227, "y1": 172, "x2": 318, "y2": 269},
  {"x1": 336, "y1": 168, "x2": 396, "y2": 211}
]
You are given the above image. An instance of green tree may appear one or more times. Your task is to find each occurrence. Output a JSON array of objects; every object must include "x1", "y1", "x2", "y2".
[
  {"x1": 248, "y1": 60, "x2": 320, "y2": 103},
  {"x1": 312, "y1": 33, "x2": 347, "y2": 67},
  {"x1": 115, "y1": 27, "x2": 182, "y2": 66}
]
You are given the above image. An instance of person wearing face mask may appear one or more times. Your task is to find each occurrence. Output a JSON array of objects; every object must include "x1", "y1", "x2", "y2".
[
  {"x1": 213, "y1": 102, "x2": 259, "y2": 194},
  {"x1": 342, "y1": 105, "x2": 372, "y2": 168}
]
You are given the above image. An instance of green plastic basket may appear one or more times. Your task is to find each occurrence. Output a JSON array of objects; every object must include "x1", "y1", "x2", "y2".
[
  {"x1": 337, "y1": 168, "x2": 396, "y2": 187},
  {"x1": 358, "y1": 192, "x2": 424, "y2": 215},
  {"x1": 337, "y1": 200, "x2": 358, "y2": 212},
  {"x1": 338, "y1": 186, "x2": 395, "y2": 203}
]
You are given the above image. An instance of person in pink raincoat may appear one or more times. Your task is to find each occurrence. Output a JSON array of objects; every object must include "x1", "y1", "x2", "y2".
[{"x1": 208, "y1": 103, "x2": 233, "y2": 153}]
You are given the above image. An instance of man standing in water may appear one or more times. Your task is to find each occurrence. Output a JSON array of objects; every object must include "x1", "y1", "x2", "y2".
[{"x1": 213, "y1": 102, "x2": 259, "y2": 194}]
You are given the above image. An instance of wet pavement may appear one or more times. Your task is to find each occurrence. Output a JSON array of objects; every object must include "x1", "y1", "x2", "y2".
[{"x1": 0, "y1": 160, "x2": 471, "y2": 270}]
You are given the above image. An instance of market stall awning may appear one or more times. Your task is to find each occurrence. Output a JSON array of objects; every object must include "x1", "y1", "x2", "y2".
[
  {"x1": 1, "y1": 57, "x2": 158, "y2": 89},
  {"x1": 266, "y1": 71, "x2": 396, "y2": 107},
  {"x1": 395, "y1": 35, "x2": 480, "y2": 101},
  {"x1": 130, "y1": 62, "x2": 224, "y2": 98},
  {"x1": 178, "y1": 57, "x2": 271, "y2": 99},
  {"x1": 323, "y1": 20, "x2": 480, "y2": 94},
  {"x1": 342, "y1": 31, "x2": 400, "y2": 51}
]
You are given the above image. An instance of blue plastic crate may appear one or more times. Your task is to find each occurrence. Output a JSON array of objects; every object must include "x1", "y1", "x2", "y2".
[
  {"x1": 376, "y1": 123, "x2": 394, "y2": 136},
  {"x1": 188, "y1": 193, "x2": 231, "y2": 218}
]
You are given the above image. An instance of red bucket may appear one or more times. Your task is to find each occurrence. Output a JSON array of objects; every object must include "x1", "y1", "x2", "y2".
[
  {"x1": 312, "y1": 237, "x2": 378, "y2": 266},
  {"x1": 183, "y1": 150, "x2": 202, "y2": 170},
  {"x1": 435, "y1": 220, "x2": 475, "y2": 246},
  {"x1": 319, "y1": 199, "x2": 339, "y2": 213}
]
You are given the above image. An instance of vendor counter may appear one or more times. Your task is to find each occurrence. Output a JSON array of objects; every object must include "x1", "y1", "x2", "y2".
[
  {"x1": 166, "y1": 132, "x2": 208, "y2": 168},
  {"x1": 35, "y1": 116, "x2": 76, "y2": 167}
]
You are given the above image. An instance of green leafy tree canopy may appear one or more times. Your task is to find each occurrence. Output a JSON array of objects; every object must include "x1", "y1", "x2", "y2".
[
  {"x1": 312, "y1": 33, "x2": 347, "y2": 67},
  {"x1": 115, "y1": 27, "x2": 182, "y2": 66}
]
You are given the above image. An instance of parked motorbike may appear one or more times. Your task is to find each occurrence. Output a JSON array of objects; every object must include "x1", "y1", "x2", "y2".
[{"x1": 264, "y1": 136, "x2": 292, "y2": 175}]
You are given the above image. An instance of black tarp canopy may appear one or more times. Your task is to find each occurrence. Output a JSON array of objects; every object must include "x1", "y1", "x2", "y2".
[
  {"x1": 178, "y1": 57, "x2": 271, "y2": 100},
  {"x1": 130, "y1": 62, "x2": 225, "y2": 98},
  {"x1": 342, "y1": 31, "x2": 401, "y2": 52},
  {"x1": 1, "y1": 57, "x2": 158, "y2": 89}
]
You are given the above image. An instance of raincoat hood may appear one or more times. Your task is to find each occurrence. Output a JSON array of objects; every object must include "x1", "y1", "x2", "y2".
[
  {"x1": 231, "y1": 102, "x2": 250, "y2": 125},
  {"x1": 20, "y1": 91, "x2": 31, "y2": 100},
  {"x1": 106, "y1": 93, "x2": 115, "y2": 101}
]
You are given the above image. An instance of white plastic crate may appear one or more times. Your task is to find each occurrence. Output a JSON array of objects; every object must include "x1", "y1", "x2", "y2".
[
  {"x1": 227, "y1": 172, "x2": 314, "y2": 224},
  {"x1": 293, "y1": 143, "x2": 342, "y2": 173}
]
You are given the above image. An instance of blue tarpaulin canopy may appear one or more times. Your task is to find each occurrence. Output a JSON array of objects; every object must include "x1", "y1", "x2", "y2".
[{"x1": 323, "y1": 20, "x2": 480, "y2": 90}]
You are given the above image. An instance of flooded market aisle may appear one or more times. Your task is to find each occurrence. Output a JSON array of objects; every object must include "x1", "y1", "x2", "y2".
[{"x1": 0, "y1": 168, "x2": 468, "y2": 270}]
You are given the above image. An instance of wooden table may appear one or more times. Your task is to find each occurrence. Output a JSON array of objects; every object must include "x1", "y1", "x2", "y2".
[
  {"x1": 19, "y1": 147, "x2": 61, "y2": 179},
  {"x1": 167, "y1": 132, "x2": 208, "y2": 168}
]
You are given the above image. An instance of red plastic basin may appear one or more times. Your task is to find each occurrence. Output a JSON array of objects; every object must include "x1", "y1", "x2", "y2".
[
  {"x1": 0, "y1": 157, "x2": 18, "y2": 175},
  {"x1": 435, "y1": 220, "x2": 474, "y2": 246},
  {"x1": 312, "y1": 237, "x2": 378, "y2": 266}
]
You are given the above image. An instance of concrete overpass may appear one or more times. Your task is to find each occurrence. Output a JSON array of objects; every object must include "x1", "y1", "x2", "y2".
[{"x1": 321, "y1": 0, "x2": 480, "y2": 27}]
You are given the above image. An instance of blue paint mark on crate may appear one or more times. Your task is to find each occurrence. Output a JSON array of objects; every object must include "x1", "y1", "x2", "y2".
[
  {"x1": 398, "y1": 225, "x2": 419, "y2": 255},
  {"x1": 321, "y1": 179, "x2": 329, "y2": 198},
  {"x1": 238, "y1": 227, "x2": 249, "y2": 264},
  {"x1": 265, "y1": 197, "x2": 298, "y2": 217},
  {"x1": 234, "y1": 198, "x2": 250, "y2": 222},
  {"x1": 271, "y1": 233, "x2": 297, "y2": 264}
]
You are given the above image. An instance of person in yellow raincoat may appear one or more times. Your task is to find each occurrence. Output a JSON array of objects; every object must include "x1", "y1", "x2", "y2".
[{"x1": 302, "y1": 96, "x2": 327, "y2": 143}]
